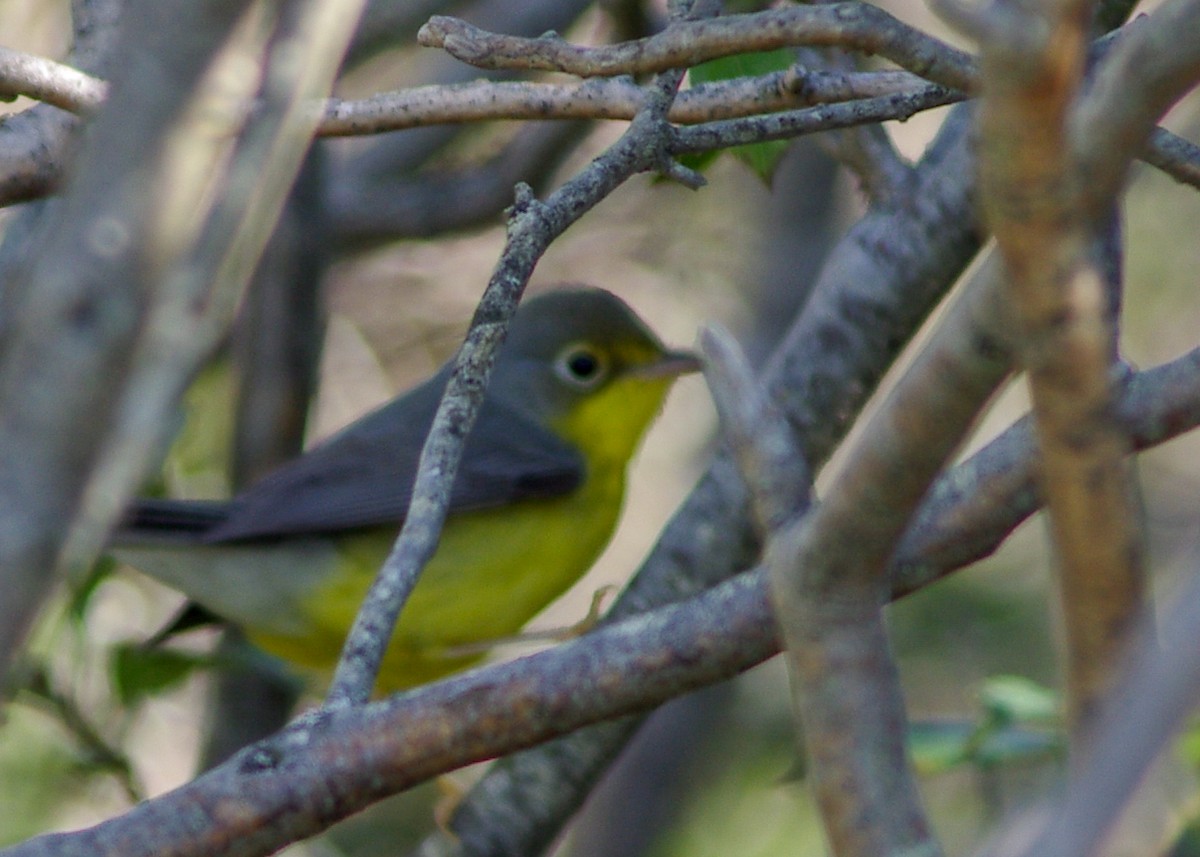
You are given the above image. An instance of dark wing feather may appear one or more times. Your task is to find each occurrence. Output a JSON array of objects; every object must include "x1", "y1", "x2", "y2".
[
  {"x1": 119, "y1": 498, "x2": 232, "y2": 543},
  {"x1": 192, "y1": 376, "x2": 583, "y2": 543}
]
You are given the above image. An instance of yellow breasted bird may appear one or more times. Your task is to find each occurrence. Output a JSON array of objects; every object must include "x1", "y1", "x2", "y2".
[{"x1": 114, "y1": 285, "x2": 697, "y2": 693}]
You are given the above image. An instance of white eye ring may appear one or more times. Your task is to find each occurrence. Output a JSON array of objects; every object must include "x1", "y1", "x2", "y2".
[{"x1": 553, "y1": 343, "x2": 608, "y2": 389}]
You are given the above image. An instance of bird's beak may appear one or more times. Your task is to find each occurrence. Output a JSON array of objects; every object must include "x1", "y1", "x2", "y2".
[{"x1": 631, "y1": 348, "x2": 703, "y2": 379}]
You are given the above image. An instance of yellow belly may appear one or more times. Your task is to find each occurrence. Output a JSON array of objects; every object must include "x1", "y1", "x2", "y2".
[{"x1": 249, "y1": 464, "x2": 625, "y2": 693}]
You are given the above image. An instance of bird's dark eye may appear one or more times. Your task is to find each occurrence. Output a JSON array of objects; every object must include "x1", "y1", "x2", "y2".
[
  {"x1": 554, "y1": 343, "x2": 608, "y2": 389},
  {"x1": 568, "y1": 351, "x2": 599, "y2": 378}
]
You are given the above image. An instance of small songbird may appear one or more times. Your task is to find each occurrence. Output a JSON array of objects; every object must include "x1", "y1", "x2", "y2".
[{"x1": 114, "y1": 285, "x2": 698, "y2": 693}]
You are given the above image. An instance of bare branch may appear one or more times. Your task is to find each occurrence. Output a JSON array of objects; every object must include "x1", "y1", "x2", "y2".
[
  {"x1": 9, "y1": 340, "x2": 1200, "y2": 857},
  {"x1": 700, "y1": 324, "x2": 812, "y2": 537},
  {"x1": 61, "y1": 0, "x2": 372, "y2": 575},
  {"x1": 318, "y1": 68, "x2": 939, "y2": 136},
  {"x1": 1142, "y1": 126, "x2": 1200, "y2": 188},
  {"x1": 671, "y1": 85, "x2": 961, "y2": 154},
  {"x1": 767, "y1": 253, "x2": 1011, "y2": 857},
  {"x1": 7, "y1": 23, "x2": 1197, "y2": 203},
  {"x1": 0, "y1": 46, "x2": 107, "y2": 113},
  {"x1": 967, "y1": 0, "x2": 1149, "y2": 740},
  {"x1": 0, "y1": 0, "x2": 259, "y2": 681},
  {"x1": 417, "y1": 6, "x2": 978, "y2": 92},
  {"x1": 1073, "y1": 0, "x2": 1200, "y2": 214}
]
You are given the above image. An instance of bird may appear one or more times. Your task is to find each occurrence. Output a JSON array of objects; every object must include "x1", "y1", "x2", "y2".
[{"x1": 113, "y1": 285, "x2": 699, "y2": 694}]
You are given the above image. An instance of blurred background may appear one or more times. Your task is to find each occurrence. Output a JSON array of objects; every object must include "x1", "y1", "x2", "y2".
[{"x1": 1, "y1": 0, "x2": 1200, "y2": 855}]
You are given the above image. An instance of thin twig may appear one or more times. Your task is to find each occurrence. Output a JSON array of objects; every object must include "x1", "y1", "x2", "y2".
[
  {"x1": 671, "y1": 85, "x2": 961, "y2": 154},
  {"x1": 318, "y1": 68, "x2": 939, "y2": 135},
  {"x1": 417, "y1": 6, "x2": 978, "y2": 92},
  {"x1": 0, "y1": 46, "x2": 107, "y2": 113}
]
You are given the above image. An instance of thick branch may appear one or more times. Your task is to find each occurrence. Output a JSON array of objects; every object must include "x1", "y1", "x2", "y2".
[
  {"x1": 767, "y1": 254, "x2": 1011, "y2": 857},
  {"x1": 1073, "y1": 0, "x2": 1200, "y2": 214},
  {"x1": 0, "y1": 0, "x2": 258, "y2": 682},
  {"x1": 8, "y1": 342, "x2": 1200, "y2": 857},
  {"x1": 970, "y1": 0, "x2": 1147, "y2": 739}
]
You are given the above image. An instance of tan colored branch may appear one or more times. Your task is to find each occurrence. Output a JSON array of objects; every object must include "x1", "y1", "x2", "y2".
[{"x1": 964, "y1": 0, "x2": 1148, "y2": 742}]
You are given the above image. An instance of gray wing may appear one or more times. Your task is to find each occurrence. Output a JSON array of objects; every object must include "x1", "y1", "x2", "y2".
[{"x1": 124, "y1": 374, "x2": 584, "y2": 544}]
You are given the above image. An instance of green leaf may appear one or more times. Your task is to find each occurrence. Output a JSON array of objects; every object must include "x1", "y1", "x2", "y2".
[
  {"x1": 689, "y1": 49, "x2": 796, "y2": 88},
  {"x1": 110, "y1": 643, "x2": 211, "y2": 706},
  {"x1": 909, "y1": 720, "x2": 972, "y2": 774},
  {"x1": 979, "y1": 675, "x2": 1060, "y2": 726},
  {"x1": 686, "y1": 49, "x2": 796, "y2": 182},
  {"x1": 909, "y1": 719, "x2": 1062, "y2": 775}
]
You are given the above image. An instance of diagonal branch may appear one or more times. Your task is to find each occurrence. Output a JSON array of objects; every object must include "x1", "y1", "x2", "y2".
[
  {"x1": 1072, "y1": 0, "x2": 1200, "y2": 215},
  {"x1": 766, "y1": 253, "x2": 1012, "y2": 857},
  {"x1": 324, "y1": 34, "x2": 701, "y2": 708}
]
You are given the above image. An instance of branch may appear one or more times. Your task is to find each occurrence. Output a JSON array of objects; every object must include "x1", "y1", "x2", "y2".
[
  {"x1": 0, "y1": 0, "x2": 118, "y2": 204},
  {"x1": 10, "y1": 342, "x2": 1200, "y2": 857},
  {"x1": 1073, "y1": 0, "x2": 1200, "y2": 214},
  {"x1": 670, "y1": 85, "x2": 961, "y2": 154},
  {"x1": 3, "y1": 48, "x2": 944, "y2": 135},
  {"x1": 318, "y1": 67, "x2": 940, "y2": 135},
  {"x1": 766, "y1": 253, "x2": 1012, "y2": 857},
  {"x1": 1142, "y1": 126, "x2": 1200, "y2": 189},
  {"x1": 417, "y1": 6, "x2": 978, "y2": 92},
  {"x1": 963, "y1": 0, "x2": 1149, "y2": 740},
  {"x1": 0, "y1": 46, "x2": 107, "y2": 113},
  {"x1": 0, "y1": 0, "x2": 259, "y2": 682},
  {"x1": 7, "y1": 27, "x2": 1198, "y2": 206},
  {"x1": 59, "y1": 0, "x2": 372, "y2": 579}
]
